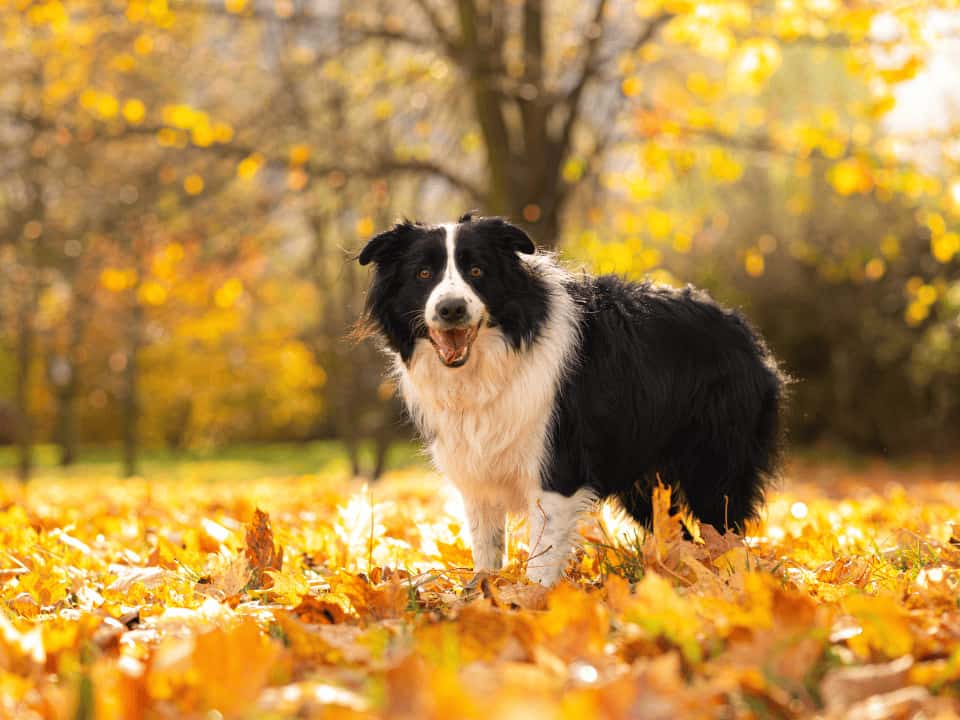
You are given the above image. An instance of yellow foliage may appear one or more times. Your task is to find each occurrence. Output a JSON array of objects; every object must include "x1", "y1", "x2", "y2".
[
  {"x1": 355, "y1": 216, "x2": 375, "y2": 238},
  {"x1": 237, "y1": 153, "x2": 265, "y2": 180},
  {"x1": 138, "y1": 280, "x2": 168, "y2": 306},
  {"x1": 842, "y1": 594, "x2": 914, "y2": 659},
  {"x1": 745, "y1": 249, "x2": 765, "y2": 277},
  {"x1": 562, "y1": 158, "x2": 585, "y2": 183},
  {"x1": 646, "y1": 208, "x2": 672, "y2": 239},
  {"x1": 289, "y1": 143, "x2": 311, "y2": 166},
  {"x1": 0, "y1": 462, "x2": 957, "y2": 717},
  {"x1": 214, "y1": 278, "x2": 244, "y2": 308},
  {"x1": 707, "y1": 148, "x2": 743, "y2": 183},
  {"x1": 183, "y1": 174, "x2": 204, "y2": 195},
  {"x1": 864, "y1": 258, "x2": 886, "y2": 281},
  {"x1": 621, "y1": 76, "x2": 643, "y2": 97},
  {"x1": 729, "y1": 38, "x2": 781, "y2": 93},
  {"x1": 932, "y1": 233, "x2": 960, "y2": 264},
  {"x1": 100, "y1": 267, "x2": 138, "y2": 292},
  {"x1": 829, "y1": 158, "x2": 873, "y2": 196},
  {"x1": 122, "y1": 98, "x2": 146, "y2": 124}
]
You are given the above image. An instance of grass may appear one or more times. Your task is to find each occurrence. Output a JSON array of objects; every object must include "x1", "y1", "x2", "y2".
[{"x1": 0, "y1": 440, "x2": 426, "y2": 483}]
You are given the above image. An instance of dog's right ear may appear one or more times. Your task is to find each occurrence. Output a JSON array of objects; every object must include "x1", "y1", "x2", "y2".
[{"x1": 358, "y1": 222, "x2": 413, "y2": 266}]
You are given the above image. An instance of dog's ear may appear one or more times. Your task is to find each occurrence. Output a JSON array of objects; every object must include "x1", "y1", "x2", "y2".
[
  {"x1": 499, "y1": 220, "x2": 535, "y2": 255},
  {"x1": 477, "y1": 217, "x2": 535, "y2": 255},
  {"x1": 358, "y1": 222, "x2": 413, "y2": 266}
]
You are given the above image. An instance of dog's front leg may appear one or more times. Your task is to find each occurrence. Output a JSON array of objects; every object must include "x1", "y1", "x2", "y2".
[
  {"x1": 526, "y1": 489, "x2": 592, "y2": 586},
  {"x1": 463, "y1": 497, "x2": 505, "y2": 575}
]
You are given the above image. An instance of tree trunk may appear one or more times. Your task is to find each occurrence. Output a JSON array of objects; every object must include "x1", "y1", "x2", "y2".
[
  {"x1": 344, "y1": 435, "x2": 361, "y2": 478},
  {"x1": 371, "y1": 433, "x2": 390, "y2": 481},
  {"x1": 14, "y1": 285, "x2": 36, "y2": 482},
  {"x1": 55, "y1": 385, "x2": 77, "y2": 467},
  {"x1": 122, "y1": 293, "x2": 143, "y2": 478},
  {"x1": 51, "y1": 324, "x2": 82, "y2": 467}
]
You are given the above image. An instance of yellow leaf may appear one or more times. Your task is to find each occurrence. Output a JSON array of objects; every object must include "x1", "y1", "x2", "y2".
[
  {"x1": 355, "y1": 217, "x2": 375, "y2": 238},
  {"x1": 288, "y1": 144, "x2": 311, "y2": 166},
  {"x1": 183, "y1": 174, "x2": 204, "y2": 195},
  {"x1": 122, "y1": 98, "x2": 146, "y2": 125},
  {"x1": 621, "y1": 76, "x2": 643, "y2": 97},
  {"x1": 842, "y1": 594, "x2": 913, "y2": 659},
  {"x1": 745, "y1": 249, "x2": 765, "y2": 277},
  {"x1": 237, "y1": 153, "x2": 264, "y2": 180},
  {"x1": 650, "y1": 481, "x2": 681, "y2": 563},
  {"x1": 829, "y1": 158, "x2": 872, "y2": 196}
]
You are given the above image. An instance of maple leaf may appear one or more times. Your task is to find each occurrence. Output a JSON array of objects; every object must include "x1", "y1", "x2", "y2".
[
  {"x1": 244, "y1": 508, "x2": 283, "y2": 590},
  {"x1": 648, "y1": 481, "x2": 683, "y2": 565},
  {"x1": 330, "y1": 571, "x2": 409, "y2": 621},
  {"x1": 291, "y1": 594, "x2": 351, "y2": 625}
]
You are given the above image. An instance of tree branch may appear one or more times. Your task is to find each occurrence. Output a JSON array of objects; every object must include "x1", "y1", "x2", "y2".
[
  {"x1": 410, "y1": 0, "x2": 461, "y2": 57},
  {"x1": 552, "y1": 0, "x2": 612, "y2": 157}
]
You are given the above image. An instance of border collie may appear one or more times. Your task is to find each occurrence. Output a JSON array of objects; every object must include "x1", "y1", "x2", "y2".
[{"x1": 357, "y1": 214, "x2": 784, "y2": 585}]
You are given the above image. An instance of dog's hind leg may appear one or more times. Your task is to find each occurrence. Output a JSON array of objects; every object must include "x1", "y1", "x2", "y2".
[
  {"x1": 526, "y1": 488, "x2": 596, "y2": 585},
  {"x1": 674, "y1": 442, "x2": 765, "y2": 533}
]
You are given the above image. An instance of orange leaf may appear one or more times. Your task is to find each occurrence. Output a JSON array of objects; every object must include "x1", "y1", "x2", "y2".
[
  {"x1": 651, "y1": 481, "x2": 682, "y2": 564},
  {"x1": 244, "y1": 508, "x2": 283, "y2": 589}
]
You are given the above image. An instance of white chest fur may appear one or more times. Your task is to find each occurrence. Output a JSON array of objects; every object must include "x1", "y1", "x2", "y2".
[{"x1": 393, "y1": 256, "x2": 580, "y2": 515}]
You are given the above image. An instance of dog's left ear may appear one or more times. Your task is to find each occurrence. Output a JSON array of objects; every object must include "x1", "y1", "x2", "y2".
[
  {"x1": 485, "y1": 218, "x2": 535, "y2": 255},
  {"x1": 358, "y1": 222, "x2": 413, "y2": 266},
  {"x1": 503, "y1": 222, "x2": 535, "y2": 255}
]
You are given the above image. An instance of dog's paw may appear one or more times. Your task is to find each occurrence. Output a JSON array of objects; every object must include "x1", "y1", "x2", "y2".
[
  {"x1": 462, "y1": 570, "x2": 489, "y2": 593},
  {"x1": 525, "y1": 564, "x2": 563, "y2": 587}
]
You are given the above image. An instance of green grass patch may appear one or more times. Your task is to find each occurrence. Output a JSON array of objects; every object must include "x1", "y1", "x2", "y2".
[{"x1": 0, "y1": 440, "x2": 425, "y2": 483}]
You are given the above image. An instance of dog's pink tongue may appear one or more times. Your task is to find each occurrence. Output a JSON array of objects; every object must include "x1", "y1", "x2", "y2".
[{"x1": 431, "y1": 329, "x2": 469, "y2": 363}]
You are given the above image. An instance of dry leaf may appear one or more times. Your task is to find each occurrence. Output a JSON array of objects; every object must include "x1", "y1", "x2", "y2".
[
  {"x1": 821, "y1": 654, "x2": 914, "y2": 711},
  {"x1": 244, "y1": 508, "x2": 283, "y2": 590}
]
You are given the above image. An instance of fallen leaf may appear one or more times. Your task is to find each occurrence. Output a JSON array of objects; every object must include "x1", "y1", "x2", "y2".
[
  {"x1": 821, "y1": 654, "x2": 914, "y2": 711},
  {"x1": 244, "y1": 508, "x2": 283, "y2": 590}
]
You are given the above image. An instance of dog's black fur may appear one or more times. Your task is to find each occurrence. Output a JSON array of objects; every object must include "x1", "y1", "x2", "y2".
[
  {"x1": 359, "y1": 215, "x2": 784, "y2": 533},
  {"x1": 551, "y1": 276, "x2": 783, "y2": 530}
]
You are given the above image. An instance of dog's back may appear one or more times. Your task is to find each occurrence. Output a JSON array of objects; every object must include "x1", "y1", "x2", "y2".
[{"x1": 548, "y1": 275, "x2": 783, "y2": 532}]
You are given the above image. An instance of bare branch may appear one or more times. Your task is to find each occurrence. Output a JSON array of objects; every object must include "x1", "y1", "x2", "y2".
[
  {"x1": 552, "y1": 0, "x2": 611, "y2": 156},
  {"x1": 410, "y1": 0, "x2": 461, "y2": 56}
]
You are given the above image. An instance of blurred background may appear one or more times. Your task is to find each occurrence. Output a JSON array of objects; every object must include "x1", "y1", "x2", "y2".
[{"x1": 2, "y1": 0, "x2": 960, "y2": 482}]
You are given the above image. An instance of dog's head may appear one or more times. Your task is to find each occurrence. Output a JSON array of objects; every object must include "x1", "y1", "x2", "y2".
[{"x1": 357, "y1": 214, "x2": 547, "y2": 368}]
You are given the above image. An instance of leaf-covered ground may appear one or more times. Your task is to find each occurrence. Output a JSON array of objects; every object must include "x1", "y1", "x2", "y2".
[{"x1": 1, "y1": 462, "x2": 959, "y2": 719}]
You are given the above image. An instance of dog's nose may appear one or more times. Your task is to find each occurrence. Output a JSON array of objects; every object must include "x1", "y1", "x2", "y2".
[{"x1": 437, "y1": 297, "x2": 468, "y2": 324}]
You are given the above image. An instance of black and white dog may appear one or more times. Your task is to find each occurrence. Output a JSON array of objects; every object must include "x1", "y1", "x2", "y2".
[{"x1": 358, "y1": 214, "x2": 784, "y2": 585}]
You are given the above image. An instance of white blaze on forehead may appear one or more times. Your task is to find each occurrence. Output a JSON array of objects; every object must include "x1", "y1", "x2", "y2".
[{"x1": 425, "y1": 222, "x2": 485, "y2": 326}]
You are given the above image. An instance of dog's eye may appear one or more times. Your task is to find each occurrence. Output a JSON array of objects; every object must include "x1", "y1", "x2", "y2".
[
  {"x1": 417, "y1": 268, "x2": 433, "y2": 280},
  {"x1": 470, "y1": 266, "x2": 483, "y2": 278}
]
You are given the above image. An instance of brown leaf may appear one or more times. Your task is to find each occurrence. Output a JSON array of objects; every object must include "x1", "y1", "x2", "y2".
[
  {"x1": 696, "y1": 523, "x2": 745, "y2": 562},
  {"x1": 332, "y1": 572, "x2": 408, "y2": 621},
  {"x1": 495, "y1": 582, "x2": 550, "y2": 611},
  {"x1": 244, "y1": 508, "x2": 283, "y2": 589},
  {"x1": 821, "y1": 655, "x2": 914, "y2": 712},
  {"x1": 831, "y1": 686, "x2": 944, "y2": 720},
  {"x1": 276, "y1": 611, "x2": 374, "y2": 665},
  {"x1": 816, "y1": 557, "x2": 872, "y2": 587},
  {"x1": 291, "y1": 594, "x2": 350, "y2": 625}
]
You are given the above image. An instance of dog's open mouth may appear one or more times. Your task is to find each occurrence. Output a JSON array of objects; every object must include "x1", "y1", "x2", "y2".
[{"x1": 428, "y1": 323, "x2": 480, "y2": 368}]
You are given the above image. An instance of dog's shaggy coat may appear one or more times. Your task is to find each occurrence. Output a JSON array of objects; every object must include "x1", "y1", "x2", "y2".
[{"x1": 358, "y1": 215, "x2": 784, "y2": 585}]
